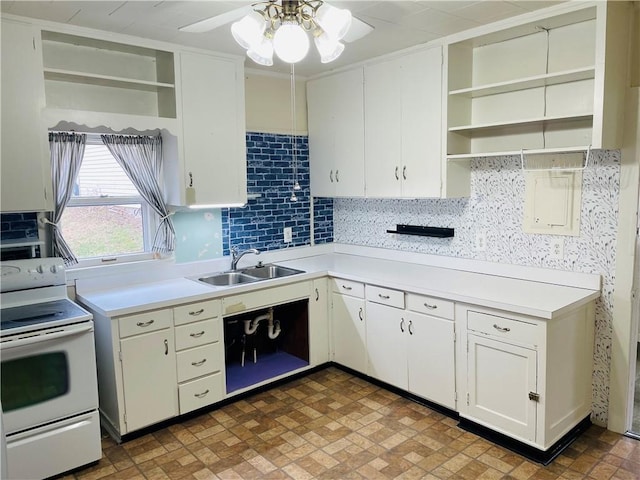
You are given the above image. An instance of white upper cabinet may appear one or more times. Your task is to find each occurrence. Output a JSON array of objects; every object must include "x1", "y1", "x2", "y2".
[
  {"x1": 365, "y1": 46, "x2": 443, "y2": 198},
  {"x1": 1, "y1": 19, "x2": 52, "y2": 212},
  {"x1": 164, "y1": 52, "x2": 247, "y2": 207},
  {"x1": 445, "y1": 1, "x2": 630, "y2": 159},
  {"x1": 307, "y1": 68, "x2": 365, "y2": 198}
]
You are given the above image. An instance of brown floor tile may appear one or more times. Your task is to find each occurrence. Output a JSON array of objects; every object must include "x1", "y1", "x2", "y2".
[{"x1": 63, "y1": 368, "x2": 640, "y2": 480}]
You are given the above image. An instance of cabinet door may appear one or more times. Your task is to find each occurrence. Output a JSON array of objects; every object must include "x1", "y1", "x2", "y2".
[
  {"x1": 364, "y1": 59, "x2": 402, "y2": 198},
  {"x1": 401, "y1": 47, "x2": 442, "y2": 198},
  {"x1": 179, "y1": 52, "x2": 246, "y2": 205},
  {"x1": 466, "y1": 334, "x2": 537, "y2": 442},
  {"x1": 307, "y1": 75, "x2": 336, "y2": 197},
  {"x1": 120, "y1": 329, "x2": 178, "y2": 432},
  {"x1": 366, "y1": 302, "x2": 407, "y2": 390},
  {"x1": 406, "y1": 311, "x2": 455, "y2": 409},
  {"x1": 309, "y1": 278, "x2": 330, "y2": 366},
  {"x1": 332, "y1": 68, "x2": 365, "y2": 197},
  {"x1": 1, "y1": 19, "x2": 51, "y2": 212},
  {"x1": 331, "y1": 293, "x2": 366, "y2": 373}
]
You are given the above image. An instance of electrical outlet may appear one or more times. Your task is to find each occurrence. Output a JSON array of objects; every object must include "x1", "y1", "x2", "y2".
[
  {"x1": 283, "y1": 227, "x2": 292, "y2": 243},
  {"x1": 550, "y1": 238, "x2": 564, "y2": 260},
  {"x1": 475, "y1": 232, "x2": 487, "y2": 252}
]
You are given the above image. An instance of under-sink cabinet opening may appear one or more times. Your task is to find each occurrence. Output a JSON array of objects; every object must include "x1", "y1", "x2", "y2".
[{"x1": 224, "y1": 299, "x2": 309, "y2": 393}]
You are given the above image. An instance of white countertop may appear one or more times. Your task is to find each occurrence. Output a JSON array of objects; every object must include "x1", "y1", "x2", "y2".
[{"x1": 76, "y1": 251, "x2": 600, "y2": 319}]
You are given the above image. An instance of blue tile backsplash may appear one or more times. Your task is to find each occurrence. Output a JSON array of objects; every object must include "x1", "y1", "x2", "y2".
[
  {"x1": 174, "y1": 132, "x2": 333, "y2": 263},
  {"x1": 0, "y1": 213, "x2": 38, "y2": 241}
]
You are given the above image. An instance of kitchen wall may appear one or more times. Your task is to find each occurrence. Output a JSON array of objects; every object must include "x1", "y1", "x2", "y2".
[
  {"x1": 173, "y1": 131, "x2": 333, "y2": 263},
  {"x1": 333, "y1": 150, "x2": 620, "y2": 425},
  {"x1": 0, "y1": 213, "x2": 38, "y2": 241}
]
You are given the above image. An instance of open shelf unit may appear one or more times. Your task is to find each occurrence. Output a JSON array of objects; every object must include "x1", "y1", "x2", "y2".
[
  {"x1": 444, "y1": 2, "x2": 629, "y2": 160},
  {"x1": 41, "y1": 31, "x2": 176, "y2": 119}
]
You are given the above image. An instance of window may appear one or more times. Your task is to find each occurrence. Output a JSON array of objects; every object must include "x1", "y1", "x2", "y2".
[{"x1": 59, "y1": 136, "x2": 157, "y2": 265}]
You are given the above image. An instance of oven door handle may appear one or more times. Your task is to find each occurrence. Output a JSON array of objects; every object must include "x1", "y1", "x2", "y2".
[{"x1": 0, "y1": 323, "x2": 93, "y2": 350}]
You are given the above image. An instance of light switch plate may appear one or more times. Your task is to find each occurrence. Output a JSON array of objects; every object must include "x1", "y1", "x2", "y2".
[{"x1": 283, "y1": 227, "x2": 292, "y2": 243}]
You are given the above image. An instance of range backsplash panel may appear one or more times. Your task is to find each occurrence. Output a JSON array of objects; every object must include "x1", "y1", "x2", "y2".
[{"x1": 334, "y1": 150, "x2": 620, "y2": 426}]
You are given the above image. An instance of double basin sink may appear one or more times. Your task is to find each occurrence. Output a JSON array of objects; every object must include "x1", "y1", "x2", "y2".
[{"x1": 198, "y1": 264, "x2": 304, "y2": 287}]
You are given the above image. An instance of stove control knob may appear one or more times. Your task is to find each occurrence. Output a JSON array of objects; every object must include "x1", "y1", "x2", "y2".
[
  {"x1": 50, "y1": 265, "x2": 59, "y2": 274},
  {"x1": 36, "y1": 265, "x2": 45, "y2": 274}
]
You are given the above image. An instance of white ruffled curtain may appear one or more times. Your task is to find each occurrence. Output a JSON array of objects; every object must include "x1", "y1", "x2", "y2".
[
  {"x1": 49, "y1": 132, "x2": 86, "y2": 265},
  {"x1": 101, "y1": 134, "x2": 175, "y2": 253}
]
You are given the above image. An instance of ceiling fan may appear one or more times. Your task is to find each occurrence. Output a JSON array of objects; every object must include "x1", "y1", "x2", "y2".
[{"x1": 179, "y1": 0, "x2": 374, "y2": 65}]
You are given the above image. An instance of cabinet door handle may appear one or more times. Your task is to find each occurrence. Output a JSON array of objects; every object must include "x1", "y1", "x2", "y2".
[
  {"x1": 335, "y1": 170, "x2": 339, "y2": 182},
  {"x1": 194, "y1": 389, "x2": 210, "y2": 398},
  {"x1": 395, "y1": 166, "x2": 399, "y2": 180},
  {"x1": 341, "y1": 285, "x2": 352, "y2": 291},
  {"x1": 424, "y1": 303, "x2": 438, "y2": 310},
  {"x1": 315, "y1": 288, "x2": 319, "y2": 301},
  {"x1": 191, "y1": 358, "x2": 207, "y2": 367},
  {"x1": 408, "y1": 320, "x2": 413, "y2": 335},
  {"x1": 164, "y1": 339, "x2": 169, "y2": 355},
  {"x1": 189, "y1": 309, "x2": 204, "y2": 316},
  {"x1": 378, "y1": 294, "x2": 390, "y2": 300},
  {"x1": 188, "y1": 172, "x2": 194, "y2": 187},
  {"x1": 402, "y1": 166, "x2": 407, "y2": 180},
  {"x1": 358, "y1": 307, "x2": 364, "y2": 321},
  {"x1": 493, "y1": 324, "x2": 511, "y2": 332},
  {"x1": 136, "y1": 319, "x2": 154, "y2": 327},
  {"x1": 190, "y1": 331, "x2": 205, "y2": 338},
  {"x1": 400, "y1": 318, "x2": 405, "y2": 332},
  {"x1": 329, "y1": 170, "x2": 334, "y2": 183}
]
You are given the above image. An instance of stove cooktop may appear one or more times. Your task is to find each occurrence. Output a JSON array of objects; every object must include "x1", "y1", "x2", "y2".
[{"x1": 0, "y1": 298, "x2": 92, "y2": 335}]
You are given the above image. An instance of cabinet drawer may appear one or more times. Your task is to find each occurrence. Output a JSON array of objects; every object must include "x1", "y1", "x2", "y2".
[
  {"x1": 176, "y1": 343, "x2": 221, "y2": 383},
  {"x1": 467, "y1": 311, "x2": 540, "y2": 345},
  {"x1": 331, "y1": 278, "x2": 364, "y2": 298},
  {"x1": 178, "y1": 372, "x2": 224, "y2": 414},
  {"x1": 406, "y1": 294, "x2": 454, "y2": 320},
  {"x1": 174, "y1": 300, "x2": 220, "y2": 326},
  {"x1": 175, "y1": 318, "x2": 220, "y2": 351},
  {"x1": 118, "y1": 309, "x2": 172, "y2": 338},
  {"x1": 365, "y1": 285, "x2": 404, "y2": 309}
]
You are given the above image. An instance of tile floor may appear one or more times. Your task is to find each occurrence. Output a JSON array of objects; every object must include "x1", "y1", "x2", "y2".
[{"x1": 60, "y1": 367, "x2": 640, "y2": 480}]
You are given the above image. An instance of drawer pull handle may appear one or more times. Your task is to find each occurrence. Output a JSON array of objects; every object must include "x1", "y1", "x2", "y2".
[
  {"x1": 342, "y1": 285, "x2": 352, "y2": 291},
  {"x1": 400, "y1": 318, "x2": 405, "y2": 332},
  {"x1": 194, "y1": 389, "x2": 210, "y2": 398},
  {"x1": 424, "y1": 303, "x2": 438, "y2": 310},
  {"x1": 408, "y1": 320, "x2": 413, "y2": 335},
  {"x1": 358, "y1": 307, "x2": 364, "y2": 321},
  {"x1": 191, "y1": 358, "x2": 207, "y2": 367},
  {"x1": 136, "y1": 319, "x2": 155, "y2": 327},
  {"x1": 189, "y1": 309, "x2": 205, "y2": 316},
  {"x1": 378, "y1": 294, "x2": 390, "y2": 300},
  {"x1": 493, "y1": 324, "x2": 511, "y2": 333},
  {"x1": 190, "y1": 331, "x2": 205, "y2": 338}
]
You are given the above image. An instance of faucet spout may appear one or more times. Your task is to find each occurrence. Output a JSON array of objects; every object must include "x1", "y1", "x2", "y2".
[{"x1": 230, "y1": 248, "x2": 260, "y2": 271}]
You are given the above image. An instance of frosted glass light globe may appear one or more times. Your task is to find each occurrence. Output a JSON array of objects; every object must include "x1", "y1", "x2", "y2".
[{"x1": 273, "y1": 23, "x2": 309, "y2": 64}]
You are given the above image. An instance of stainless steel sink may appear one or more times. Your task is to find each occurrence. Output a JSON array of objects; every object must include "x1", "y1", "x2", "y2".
[
  {"x1": 198, "y1": 271, "x2": 259, "y2": 286},
  {"x1": 240, "y1": 264, "x2": 304, "y2": 279}
]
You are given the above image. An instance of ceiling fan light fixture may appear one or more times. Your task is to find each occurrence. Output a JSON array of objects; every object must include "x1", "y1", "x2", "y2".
[
  {"x1": 314, "y1": 31, "x2": 344, "y2": 63},
  {"x1": 273, "y1": 21, "x2": 310, "y2": 64},
  {"x1": 315, "y1": 4, "x2": 352, "y2": 40},
  {"x1": 230, "y1": 10, "x2": 266, "y2": 50},
  {"x1": 247, "y1": 35, "x2": 274, "y2": 66}
]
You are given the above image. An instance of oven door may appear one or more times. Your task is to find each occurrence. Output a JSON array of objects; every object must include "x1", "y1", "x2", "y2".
[{"x1": 0, "y1": 321, "x2": 99, "y2": 435}]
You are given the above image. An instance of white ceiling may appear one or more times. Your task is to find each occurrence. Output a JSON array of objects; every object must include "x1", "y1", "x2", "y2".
[{"x1": 0, "y1": 1, "x2": 564, "y2": 76}]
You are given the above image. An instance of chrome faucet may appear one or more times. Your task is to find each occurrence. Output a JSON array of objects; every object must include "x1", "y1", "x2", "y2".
[{"x1": 230, "y1": 247, "x2": 260, "y2": 271}]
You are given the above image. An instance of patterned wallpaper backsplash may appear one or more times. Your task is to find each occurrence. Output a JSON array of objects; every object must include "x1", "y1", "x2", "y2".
[
  {"x1": 174, "y1": 132, "x2": 333, "y2": 262},
  {"x1": 334, "y1": 150, "x2": 620, "y2": 425},
  {"x1": 0, "y1": 213, "x2": 38, "y2": 241}
]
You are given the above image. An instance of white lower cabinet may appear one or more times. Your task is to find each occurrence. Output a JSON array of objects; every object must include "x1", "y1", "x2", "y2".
[
  {"x1": 365, "y1": 287, "x2": 456, "y2": 410},
  {"x1": 331, "y1": 279, "x2": 367, "y2": 373},
  {"x1": 120, "y1": 329, "x2": 178, "y2": 432},
  {"x1": 309, "y1": 278, "x2": 330, "y2": 366},
  {"x1": 457, "y1": 303, "x2": 595, "y2": 450}
]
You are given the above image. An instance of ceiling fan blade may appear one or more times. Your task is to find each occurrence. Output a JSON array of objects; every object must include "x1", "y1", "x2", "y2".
[
  {"x1": 179, "y1": 5, "x2": 254, "y2": 33},
  {"x1": 343, "y1": 16, "x2": 374, "y2": 43}
]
